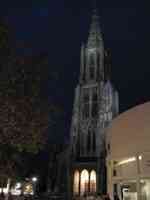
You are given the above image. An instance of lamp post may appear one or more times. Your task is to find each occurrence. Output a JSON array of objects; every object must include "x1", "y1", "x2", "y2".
[{"x1": 31, "y1": 177, "x2": 38, "y2": 195}]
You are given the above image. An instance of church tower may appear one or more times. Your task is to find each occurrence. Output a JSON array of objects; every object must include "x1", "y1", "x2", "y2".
[{"x1": 69, "y1": 8, "x2": 119, "y2": 198}]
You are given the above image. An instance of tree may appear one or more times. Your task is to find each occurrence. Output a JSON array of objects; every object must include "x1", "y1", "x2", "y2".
[{"x1": 0, "y1": 54, "x2": 50, "y2": 190}]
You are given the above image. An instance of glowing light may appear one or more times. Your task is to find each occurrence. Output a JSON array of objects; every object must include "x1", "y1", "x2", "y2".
[
  {"x1": 16, "y1": 183, "x2": 21, "y2": 189},
  {"x1": 0, "y1": 188, "x2": 8, "y2": 194},
  {"x1": 140, "y1": 180, "x2": 145, "y2": 183},
  {"x1": 32, "y1": 177, "x2": 37, "y2": 182},
  {"x1": 26, "y1": 185, "x2": 30, "y2": 190},
  {"x1": 90, "y1": 170, "x2": 96, "y2": 193},
  {"x1": 24, "y1": 183, "x2": 33, "y2": 195},
  {"x1": 139, "y1": 155, "x2": 142, "y2": 160},
  {"x1": 80, "y1": 169, "x2": 89, "y2": 196},
  {"x1": 73, "y1": 169, "x2": 97, "y2": 196},
  {"x1": 117, "y1": 157, "x2": 136, "y2": 165},
  {"x1": 73, "y1": 170, "x2": 80, "y2": 195}
]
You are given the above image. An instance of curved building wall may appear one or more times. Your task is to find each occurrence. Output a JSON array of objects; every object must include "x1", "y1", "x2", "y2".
[{"x1": 106, "y1": 102, "x2": 150, "y2": 200}]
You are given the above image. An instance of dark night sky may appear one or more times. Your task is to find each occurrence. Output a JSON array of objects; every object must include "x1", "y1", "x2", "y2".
[{"x1": 1, "y1": 0, "x2": 150, "y2": 141}]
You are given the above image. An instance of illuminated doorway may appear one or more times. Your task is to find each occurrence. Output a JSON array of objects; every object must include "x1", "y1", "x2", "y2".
[
  {"x1": 73, "y1": 170, "x2": 80, "y2": 195},
  {"x1": 73, "y1": 169, "x2": 97, "y2": 196},
  {"x1": 80, "y1": 170, "x2": 89, "y2": 196},
  {"x1": 90, "y1": 170, "x2": 96, "y2": 193}
]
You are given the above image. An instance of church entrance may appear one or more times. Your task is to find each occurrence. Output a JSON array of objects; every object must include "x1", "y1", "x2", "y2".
[{"x1": 73, "y1": 169, "x2": 96, "y2": 197}]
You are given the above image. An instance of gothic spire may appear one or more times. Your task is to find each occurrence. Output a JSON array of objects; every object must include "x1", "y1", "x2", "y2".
[
  {"x1": 87, "y1": 7, "x2": 103, "y2": 48},
  {"x1": 92, "y1": 0, "x2": 97, "y2": 11}
]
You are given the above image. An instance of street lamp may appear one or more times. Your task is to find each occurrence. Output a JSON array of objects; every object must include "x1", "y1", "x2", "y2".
[
  {"x1": 31, "y1": 177, "x2": 38, "y2": 195},
  {"x1": 32, "y1": 177, "x2": 38, "y2": 183}
]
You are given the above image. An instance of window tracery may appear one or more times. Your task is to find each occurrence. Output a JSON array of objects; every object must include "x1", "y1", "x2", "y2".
[
  {"x1": 82, "y1": 87, "x2": 98, "y2": 119},
  {"x1": 80, "y1": 169, "x2": 89, "y2": 195},
  {"x1": 92, "y1": 89, "x2": 98, "y2": 117},
  {"x1": 73, "y1": 169, "x2": 97, "y2": 196}
]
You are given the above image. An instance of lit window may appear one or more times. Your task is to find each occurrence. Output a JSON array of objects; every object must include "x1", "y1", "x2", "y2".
[
  {"x1": 73, "y1": 171, "x2": 80, "y2": 195},
  {"x1": 80, "y1": 170, "x2": 89, "y2": 196},
  {"x1": 90, "y1": 170, "x2": 96, "y2": 193}
]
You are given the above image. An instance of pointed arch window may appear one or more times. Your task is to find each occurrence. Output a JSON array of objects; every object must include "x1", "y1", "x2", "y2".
[
  {"x1": 90, "y1": 170, "x2": 96, "y2": 193},
  {"x1": 89, "y1": 54, "x2": 95, "y2": 80},
  {"x1": 80, "y1": 170, "x2": 89, "y2": 196},
  {"x1": 73, "y1": 169, "x2": 97, "y2": 196},
  {"x1": 92, "y1": 130, "x2": 96, "y2": 153},
  {"x1": 73, "y1": 170, "x2": 80, "y2": 195},
  {"x1": 82, "y1": 89, "x2": 90, "y2": 119},
  {"x1": 76, "y1": 134, "x2": 80, "y2": 156},
  {"x1": 87, "y1": 129, "x2": 91, "y2": 153},
  {"x1": 89, "y1": 67, "x2": 95, "y2": 80},
  {"x1": 96, "y1": 52, "x2": 100, "y2": 80},
  {"x1": 80, "y1": 133, "x2": 84, "y2": 155},
  {"x1": 92, "y1": 89, "x2": 98, "y2": 117},
  {"x1": 82, "y1": 87, "x2": 99, "y2": 119},
  {"x1": 90, "y1": 54, "x2": 95, "y2": 66}
]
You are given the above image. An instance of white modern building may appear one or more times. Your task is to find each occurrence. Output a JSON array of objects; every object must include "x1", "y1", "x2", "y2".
[{"x1": 106, "y1": 102, "x2": 150, "y2": 200}]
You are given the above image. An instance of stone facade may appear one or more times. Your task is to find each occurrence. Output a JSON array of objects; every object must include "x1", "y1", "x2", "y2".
[
  {"x1": 69, "y1": 8, "x2": 119, "y2": 199},
  {"x1": 47, "y1": 8, "x2": 119, "y2": 200}
]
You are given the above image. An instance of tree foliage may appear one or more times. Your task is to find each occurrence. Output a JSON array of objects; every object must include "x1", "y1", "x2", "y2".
[{"x1": 0, "y1": 53, "x2": 50, "y2": 182}]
